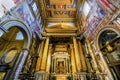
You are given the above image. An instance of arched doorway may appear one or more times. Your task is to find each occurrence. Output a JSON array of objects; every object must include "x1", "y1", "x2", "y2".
[
  {"x1": 0, "y1": 20, "x2": 32, "y2": 80},
  {"x1": 98, "y1": 29, "x2": 120, "y2": 80}
]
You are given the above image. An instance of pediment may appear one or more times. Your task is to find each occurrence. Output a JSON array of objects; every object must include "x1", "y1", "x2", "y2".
[{"x1": 45, "y1": 23, "x2": 77, "y2": 33}]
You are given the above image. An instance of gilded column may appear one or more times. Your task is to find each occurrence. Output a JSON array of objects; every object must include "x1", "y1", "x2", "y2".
[
  {"x1": 70, "y1": 44, "x2": 76, "y2": 73},
  {"x1": 46, "y1": 44, "x2": 52, "y2": 72},
  {"x1": 73, "y1": 36, "x2": 82, "y2": 72},
  {"x1": 78, "y1": 41, "x2": 87, "y2": 72},
  {"x1": 36, "y1": 40, "x2": 44, "y2": 71},
  {"x1": 54, "y1": 58, "x2": 57, "y2": 73},
  {"x1": 40, "y1": 37, "x2": 49, "y2": 71}
]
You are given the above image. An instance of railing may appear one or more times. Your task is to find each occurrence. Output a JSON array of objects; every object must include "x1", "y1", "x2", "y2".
[
  {"x1": 73, "y1": 72, "x2": 107, "y2": 80},
  {"x1": 35, "y1": 72, "x2": 107, "y2": 80},
  {"x1": 35, "y1": 72, "x2": 50, "y2": 80},
  {"x1": 35, "y1": 72, "x2": 73, "y2": 80}
]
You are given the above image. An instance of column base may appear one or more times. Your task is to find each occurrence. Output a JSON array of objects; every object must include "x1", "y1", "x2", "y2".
[{"x1": 35, "y1": 71, "x2": 46, "y2": 80}]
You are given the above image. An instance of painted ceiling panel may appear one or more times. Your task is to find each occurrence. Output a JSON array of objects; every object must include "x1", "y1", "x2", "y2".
[
  {"x1": 45, "y1": 0, "x2": 77, "y2": 18},
  {"x1": 50, "y1": 0, "x2": 74, "y2": 5}
]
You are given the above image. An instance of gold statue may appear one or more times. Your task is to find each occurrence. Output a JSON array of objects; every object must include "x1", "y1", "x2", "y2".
[
  {"x1": 57, "y1": 61, "x2": 65, "y2": 74},
  {"x1": 106, "y1": 41, "x2": 113, "y2": 52}
]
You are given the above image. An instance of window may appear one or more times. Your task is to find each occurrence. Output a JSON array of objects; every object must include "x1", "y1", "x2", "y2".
[
  {"x1": 0, "y1": 30, "x2": 4, "y2": 37},
  {"x1": 116, "y1": 17, "x2": 120, "y2": 24},
  {"x1": 32, "y1": 2, "x2": 38, "y2": 15},
  {"x1": 83, "y1": 2, "x2": 91, "y2": 17},
  {"x1": 16, "y1": 32, "x2": 24, "y2": 40},
  {"x1": 99, "y1": 30, "x2": 118, "y2": 47}
]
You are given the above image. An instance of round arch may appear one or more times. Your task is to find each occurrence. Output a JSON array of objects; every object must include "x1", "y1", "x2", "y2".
[
  {"x1": 0, "y1": 20, "x2": 32, "y2": 79},
  {"x1": 94, "y1": 26, "x2": 120, "y2": 80},
  {"x1": 95, "y1": 27, "x2": 120, "y2": 51},
  {"x1": 0, "y1": 20, "x2": 32, "y2": 49}
]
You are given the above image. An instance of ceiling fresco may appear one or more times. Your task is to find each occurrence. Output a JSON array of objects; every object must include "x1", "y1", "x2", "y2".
[{"x1": 45, "y1": 0, "x2": 77, "y2": 18}]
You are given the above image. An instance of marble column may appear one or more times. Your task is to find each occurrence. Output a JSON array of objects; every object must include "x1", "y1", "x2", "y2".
[
  {"x1": 40, "y1": 37, "x2": 49, "y2": 71},
  {"x1": 68, "y1": 58, "x2": 71, "y2": 73},
  {"x1": 66, "y1": 58, "x2": 68, "y2": 73},
  {"x1": 36, "y1": 40, "x2": 45, "y2": 71},
  {"x1": 70, "y1": 44, "x2": 76, "y2": 73},
  {"x1": 98, "y1": 51, "x2": 114, "y2": 80},
  {"x1": 78, "y1": 41, "x2": 87, "y2": 72},
  {"x1": 73, "y1": 36, "x2": 82, "y2": 72},
  {"x1": 51, "y1": 57, "x2": 54, "y2": 73},
  {"x1": 46, "y1": 44, "x2": 52, "y2": 72}
]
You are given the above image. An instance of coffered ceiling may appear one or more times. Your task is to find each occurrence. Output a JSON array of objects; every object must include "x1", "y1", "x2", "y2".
[
  {"x1": 46, "y1": 0, "x2": 77, "y2": 18},
  {"x1": 36, "y1": 0, "x2": 80, "y2": 23}
]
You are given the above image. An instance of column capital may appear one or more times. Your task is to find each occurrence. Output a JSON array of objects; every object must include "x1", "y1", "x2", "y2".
[
  {"x1": 42, "y1": 36, "x2": 50, "y2": 39},
  {"x1": 72, "y1": 36, "x2": 76, "y2": 38}
]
